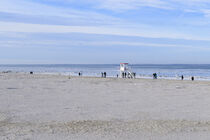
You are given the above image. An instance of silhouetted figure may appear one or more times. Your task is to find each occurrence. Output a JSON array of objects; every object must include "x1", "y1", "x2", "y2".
[
  {"x1": 30, "y1": 71, "x2": 33, "y2": 74},
  {"x1": 128, "y1": 73, "x2": 130, "y2": 79},
  {"x1": 133, "y1": 73, "x2": 136, "y2": 78},
  {"x1": 181, "y1": 75, "x2": 184, "y2": 80},
  {"x1": 78, "y1": 72, "x2": 81, "y2": 76},
  {"x1": 101, "y1": 72, "x2": 104, "y2": 78},
  {"x1": 117, "y1": 74, "x2": 118, "y2": 78},
  {"x1": 122, "y1": 72, "x2": 124, "y2": 78},
  {"x1": 125, "y1": 72, "x2": 127, "y2": 78},
  {"x1": 153, "y1": 73, "x2": 157, "y2": 79},
  {"x1": 104, "y1": 72, "x2": 106, "y2": 78},
  {"x1": 191, "y1": 76, "x2": 194, "y2": 81}
]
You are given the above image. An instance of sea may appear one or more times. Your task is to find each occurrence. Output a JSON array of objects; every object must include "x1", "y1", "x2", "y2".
[{"x1": 1, "y1": 64, "x2": 210, "y2": 81}]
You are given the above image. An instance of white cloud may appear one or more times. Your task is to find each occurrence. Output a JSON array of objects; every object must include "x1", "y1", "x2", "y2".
[
  {"x1": 3, "y1": 0, "x2": 210, "y2": 15},
  {"x1": 2, "y1": 0, "x2": 209, "y2": 14},
  {"x1": 40, "y1": 0, "x2": 210, "y2": 12},
  {"x1": 0, "y1": 21, "x2": 209, "y2": 41},
  {"x1": 65, "y1": 0, "x2": 210, "y2": 15},
  {"x1": 0, "y1": 0, "x2": 122, "y2": 26},
  {"x1": 201, "y1": 9, "x2": 210, "y2": 17},
  {"x1": 1, "y1": 0, "x2": 210, "y2": 42},
  {"x1": 95, "y1": 0, "x2": 171, "y2": 11},
  {"x1": 1, "y1": 35, "x2": 210, "y2": 51}
]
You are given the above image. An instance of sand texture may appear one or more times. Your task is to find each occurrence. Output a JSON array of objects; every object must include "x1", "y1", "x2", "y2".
[{"x1": 1, "y1": 73, "x2": 210, "y2": 139}]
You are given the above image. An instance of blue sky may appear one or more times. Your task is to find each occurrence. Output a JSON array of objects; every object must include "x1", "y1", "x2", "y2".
[{"x1": 1, "y1": 0, "x2": 210, "y2": 64}]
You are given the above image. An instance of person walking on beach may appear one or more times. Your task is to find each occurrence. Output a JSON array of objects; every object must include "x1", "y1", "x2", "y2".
[
  {"x1": 181, "y1": 75, "x2": 184, "y2": 80},
  {"x1": 125, "y1": 72, "x2": 127, "y2": 78},
  {"x1": 191, "y1": 76, "x2": 194, "y2": 81}
]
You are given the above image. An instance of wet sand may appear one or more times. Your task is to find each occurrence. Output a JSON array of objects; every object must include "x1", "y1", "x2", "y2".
[{"x1": 0, "y1": 73, "x2": 210, "y2": 139}]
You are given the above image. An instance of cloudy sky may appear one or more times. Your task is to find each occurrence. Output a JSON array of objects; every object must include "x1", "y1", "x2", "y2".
[{"x1": 1, "y1": 0, "x2": 210, "y2": 64}]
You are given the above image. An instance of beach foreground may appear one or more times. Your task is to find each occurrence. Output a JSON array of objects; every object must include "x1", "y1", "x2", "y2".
[{"x1": 1, "y1": 73, "x2": 210, "y2": 139}]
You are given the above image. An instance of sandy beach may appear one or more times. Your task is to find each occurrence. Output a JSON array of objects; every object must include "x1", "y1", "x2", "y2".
[{"x1": 1, "y1": 73, "x2": 210, "y2": 139}]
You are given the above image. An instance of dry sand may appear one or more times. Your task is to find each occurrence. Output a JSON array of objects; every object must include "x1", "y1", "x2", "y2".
[{"x1": 1, "y1": 73, "x2": 210, "y2": 139}]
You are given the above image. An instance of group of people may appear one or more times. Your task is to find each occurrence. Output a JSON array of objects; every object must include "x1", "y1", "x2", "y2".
[
  {"x1": 101, "y1": 72, "x2": 107, "y2": 78},
  {"x1": 121, "y1": 72, "x2": 127, "y2": 78},
  {"x1": 77, "y1": 72, "x2": 195, "y2": 81},
  {"x1": 153, "y1": 73, "x2": 195, "y2": 81},
  {"x1": 121, "y1": 72, "x2": 136, "y2": 78},
  {"x1": 181, "y1": 75, "x2": 194, "y2": 81}
]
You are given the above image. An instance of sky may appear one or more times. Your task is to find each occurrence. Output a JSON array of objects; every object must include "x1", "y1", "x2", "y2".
[{"x1": 1, "y1": 0, "x2": 210, "y2": 64}]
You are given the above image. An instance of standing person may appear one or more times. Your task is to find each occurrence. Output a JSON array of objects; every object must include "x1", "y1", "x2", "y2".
[
  {"x1": 104, "y1": 72, "x2": 106, "y2": 78},
  {"x1": 101, "y1": 72, "x2": 104, "y2": 78},
  {"x1": 181, "y1": 75, "x2": 184, "y2": 80},
  {"x1": 125, "y1": 72, "x2": 127, "y2": 78},
  {"x1": 191, "y1": 76, "x2": 194, "y2": 81},
  {"x1": 153, "y1": 73, "x2": 156, "y2": 79},
  {"x1": 133, "y1": 73, "x2": 136, "y2": 78},
  {"x1": 117, "y1": 74, "x2": 118, "y2": 78},
  {"x1": 153, "y1": 73, "x2": 157, "y2": 79}
]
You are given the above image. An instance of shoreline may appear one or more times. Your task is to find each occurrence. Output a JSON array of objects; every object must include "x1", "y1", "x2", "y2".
[{"x1": 1, "y1": 71, "x2": 210, "y2": 82}]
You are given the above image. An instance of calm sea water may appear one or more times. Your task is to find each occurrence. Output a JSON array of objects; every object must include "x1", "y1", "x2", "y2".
[{"x1": 1, "y1": 64, "x2": 210, "y2": 80}]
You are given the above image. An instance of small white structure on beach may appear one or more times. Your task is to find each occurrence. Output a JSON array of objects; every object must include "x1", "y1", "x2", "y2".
[{"x1": 120, "y1": 63, "x2": 135, "y2": 78}]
